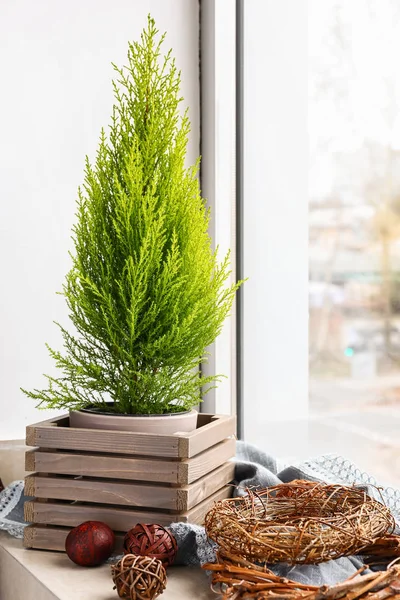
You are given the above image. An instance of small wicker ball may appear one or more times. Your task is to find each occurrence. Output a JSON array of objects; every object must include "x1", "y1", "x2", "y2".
[
  {"x1": 111, "y1": 554, "x2": 167, "y2": 600},
  {"x1": 123, "y1": 524, "x2": 177, "y2": 567}
]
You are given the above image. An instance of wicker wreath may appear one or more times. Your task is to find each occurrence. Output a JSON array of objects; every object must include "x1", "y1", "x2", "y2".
[
  {"x1": 111, "y1": 554, "x2": 166, "y2": 600},
  {"x1": 205, "y1": 480, "x2": 395, "y2": 565}
]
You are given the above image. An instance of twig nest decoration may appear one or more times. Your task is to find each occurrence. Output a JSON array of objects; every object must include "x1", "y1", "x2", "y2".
[
  {"x1": 111, "y1": 554, "x2": 167, "y2": 600},
  {"x1": 205, "y1": 480, "x2": 395, "y2": 565},
  {"x1": 123, "y1": 524, "x2": 177, "y2": 567}
]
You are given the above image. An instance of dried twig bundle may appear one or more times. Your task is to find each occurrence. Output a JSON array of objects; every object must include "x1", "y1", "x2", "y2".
[
  {"x1": 203, "y1": 551, "x2": 400, "y2": 600},
  {"x1": 205, "y1": 481, "x2": 395, "y2": 564},
  {"x1": 361, "y1": 535, "x2": 400, "y2": 559}
]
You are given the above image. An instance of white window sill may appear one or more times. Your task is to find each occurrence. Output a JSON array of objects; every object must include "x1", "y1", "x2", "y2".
[{"x1": 0, "y1": 532, "x2": 213, "y2": 600}]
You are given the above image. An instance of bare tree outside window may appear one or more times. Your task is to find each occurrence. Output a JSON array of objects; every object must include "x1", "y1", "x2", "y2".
[{"x1": 309, "y1": 0, "x2": 400, "y2": 485}]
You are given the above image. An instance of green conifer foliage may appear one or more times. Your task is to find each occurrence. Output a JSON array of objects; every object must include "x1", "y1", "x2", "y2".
[{"x1": 22, "y1": 17, "x2": 242, "y2": 415}]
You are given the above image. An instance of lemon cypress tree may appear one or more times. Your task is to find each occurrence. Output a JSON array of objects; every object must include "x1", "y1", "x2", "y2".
[{"x1": 23, "y1": 17, "x2": 242, "y2": 415}]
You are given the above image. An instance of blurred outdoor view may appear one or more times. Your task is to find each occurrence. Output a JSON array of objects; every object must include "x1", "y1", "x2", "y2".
[{"x1": 309, "y1": 0, "x2": 400, "y2": 486}]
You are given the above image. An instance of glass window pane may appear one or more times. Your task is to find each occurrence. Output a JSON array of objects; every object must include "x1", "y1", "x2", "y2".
[
  {"x1": 241, "y1": 0, "x2": 399, "y2": 489},
  {"x1": 309, "y1": 0, "x2": 400, "y2": 487}
]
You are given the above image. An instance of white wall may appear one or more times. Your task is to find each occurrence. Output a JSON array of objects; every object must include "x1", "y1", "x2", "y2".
[{"x1": 0, "y1": 0, "x2": 200, "y2": 440}]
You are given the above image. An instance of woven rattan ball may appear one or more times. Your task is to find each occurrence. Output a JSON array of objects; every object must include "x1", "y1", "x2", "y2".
[
  {"x1": 111, "y1": 554, "x2": 167, "y2": 600},
  {"x1": 123, "y1": 524, "x2": 177, "y2": 567}
]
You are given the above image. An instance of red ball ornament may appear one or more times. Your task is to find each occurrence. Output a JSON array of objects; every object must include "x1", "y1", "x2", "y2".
[
  {"x1": 65, "y1": 521, "x2": 115, "y2": 567},
  {"x1": 123, "y1": 523, "x2": 178, "y2": 567}
]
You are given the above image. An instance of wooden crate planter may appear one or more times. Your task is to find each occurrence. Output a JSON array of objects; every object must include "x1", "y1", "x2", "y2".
[{"x1": 24, "y1": 413, "x2": 236, "y2": 552}]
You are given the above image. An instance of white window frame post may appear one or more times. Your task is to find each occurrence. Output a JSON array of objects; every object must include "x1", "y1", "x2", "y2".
[
  {"x1": 241, "y1": 0, "x2": 309, "y2": 431},
  {"x1": 200, "y1": 0, "x2": 238, "y2": 417}
]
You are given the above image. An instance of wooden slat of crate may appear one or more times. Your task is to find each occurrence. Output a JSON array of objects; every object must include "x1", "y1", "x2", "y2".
[
  {"x1": 24, "y1": 486, "x2": 232, "y2": 532},
  {"x1": 26, "y1": 418, "x2": 179, "y2": 458},
  {"x1": 186, "y1": 462, "x2": 234, "y2": 509},
  {"x1": 185, "y1": 438, "x2": 235, "y2": 483},
  {"x1": 25, "y1": 449, "x2": 181, "y2": 483},
  {"x1": 25, "y1": 462, "x2": 235, "y2": 512},
  {"x1": 25, "y1": 438, "x2": 236, "y2": 485},
  {"x1": 24, "y1": 485, "x2": 233, "y2": 552},
  {"x1": 26, "y1": 413, "x2": 236, "y2": 459},
  {"x1": 183, "y1": 414, "x2": 237, "y2": 458},
  {"x1": 24, "y1": 525, "x2": 125, "y2": 553}
]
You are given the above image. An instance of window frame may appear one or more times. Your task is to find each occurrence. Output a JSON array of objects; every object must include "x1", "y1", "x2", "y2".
[
  {"x1": 200, "y1": 0, "x2": 309, "y2": 435},
  {"x1": 200, "y1": 0, "x2": 239, "y2": 421}
]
